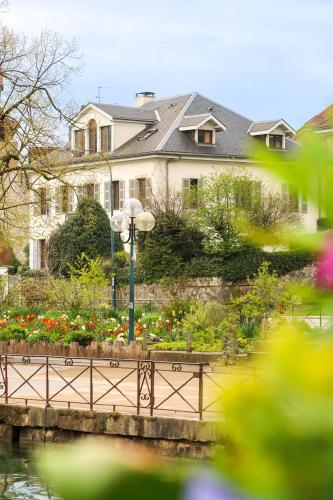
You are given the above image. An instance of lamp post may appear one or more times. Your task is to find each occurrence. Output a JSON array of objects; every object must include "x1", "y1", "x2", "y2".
[
  {"x1": 108, "y1": 170, "x2": 117, "y2": 308},
  {"x1": 110, "y1": 198, "x2": 155, "y2": 342}
]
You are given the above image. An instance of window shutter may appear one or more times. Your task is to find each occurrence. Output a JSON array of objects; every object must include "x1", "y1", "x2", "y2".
[
  {"x1": 145, "y1": 178, "x2": 152, "y2": 208},
  {"x1": 119, "y1": 180, "x2": 125, "y2": 208},
  {"x1": 46, "y1": 187, "x2": 52, "y2": 215},
  {"x1": 104, "y1": 181, "x2": 110, "y2": 210},
  {"x1": 135, "y1": 179, "x2": 140, "y2": 199},
  {"x1": 94, "y1": 183, "x2": 100, "y2": 202},
  {"x1": 76, "y1": 186, "x2": 85, "y2": 201},
  {"x1": 68, "y1": 187, "x2": 75, "y2": 213},
  {"x1": 31, "y1": 240, "x2": 39, "y2": 269},
  {"x1": 32, "y1": 190, "x2": 39, "y2": 216},
  {"x1": 129, "y1": 179, "x2": 135, "y2": 198},
  {"x1": 182, "y1": 178, "x2": 190, "y2": 190},
  {"x1": 55, "y1": 187, "x2": 61, "y2": 214},
  {"x1": 108, "y1": 126, "x2": 112, "y2": 152}
]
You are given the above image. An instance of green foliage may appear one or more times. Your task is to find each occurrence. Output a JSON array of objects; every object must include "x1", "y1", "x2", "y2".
[
  {"x1": 139, "y1": 211, "x2": 205, "y2": 279},
  {"x1": 48, "y1": 197, "x2": 116, "y2": 277},
  {"x1": 232, "y1": 262, "x2": 287, "y2": 325},
  {"x1": 317, "y1": 217, "x2": 333, "y2": 231},
  {"x1": 116, "y1": 248, "x2": 313, "y2": 284},
  {"x1": 68, "y1": 254, "x2": 108, "y2": 286},
  {"x1": 193, "y1": 170, "x2": 251, "y2": 254},
  {"x1": 38, "y1": 442, "x2": 183, "y2": 500}
]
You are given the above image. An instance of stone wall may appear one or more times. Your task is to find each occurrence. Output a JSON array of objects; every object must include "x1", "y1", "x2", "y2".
[
  {"x1": 116, "y1": 266, "x2": 315, "y2": 306},
  {"x1": 116, "y1": 277, "x2": 249, "y2": 305},
  {"x1": 0, "y1": 404, "x2": 221, "y2": 458}
]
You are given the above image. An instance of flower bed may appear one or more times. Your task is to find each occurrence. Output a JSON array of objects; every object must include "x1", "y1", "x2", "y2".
[{"x1": 0, "y1": 309, "x2": 184, "y2": 347}]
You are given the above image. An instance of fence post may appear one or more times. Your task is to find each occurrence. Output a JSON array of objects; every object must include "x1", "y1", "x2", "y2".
[
  {"x1": 136, "y1": 360, "x2": 140, "y2": 415},
  {"x1": 90, "y1": 358, "x2": 93, "y2": 411},
  {"x1": 187, "y1": 330, "x2": 193, "y2": 353},
  {"x1": 143, "y1": 327, "x2": 149, "y2": 351},
  {"x1": 198, "y1": 363, "x2": 204, "y2": 420},
  {"x1": 46, "y1": 356, "x2": 49, "y2": 407},
  {"x1": 150, "y1": 361, "x2": 155, "y2": 417},
  {"x1": 4, "y1": 354, "x2": 8, "y2": 404}
]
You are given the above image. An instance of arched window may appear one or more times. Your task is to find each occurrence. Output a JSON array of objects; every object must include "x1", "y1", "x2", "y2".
[{"x1": 88, "y1": 119, "x2": 97, "y2": 153}]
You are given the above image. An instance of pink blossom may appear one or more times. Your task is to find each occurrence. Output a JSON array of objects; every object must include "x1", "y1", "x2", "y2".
[{"x1": 316, "y1": 233, "x2": 333, "y2": 289}]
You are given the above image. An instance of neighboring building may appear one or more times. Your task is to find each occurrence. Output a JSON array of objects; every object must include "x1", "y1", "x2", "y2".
[
  {"x1": 297, "y1": 104, "x2": 333, "y2": 147},
  {"x1": 29, "y1": 91, "x2": 315, "y2": 270}
]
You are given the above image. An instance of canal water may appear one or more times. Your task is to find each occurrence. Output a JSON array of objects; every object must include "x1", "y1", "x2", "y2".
[{"x1": 0, "y1": 445, "x2": 59, "y2": 499}]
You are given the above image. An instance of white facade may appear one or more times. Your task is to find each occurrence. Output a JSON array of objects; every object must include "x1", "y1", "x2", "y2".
[{"x1": 29, "y1": 97, "x2": 318, "y2": 270}]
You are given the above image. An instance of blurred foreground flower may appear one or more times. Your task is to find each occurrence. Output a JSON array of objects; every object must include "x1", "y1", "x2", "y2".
[
  {"x1": 215, "y1": 329, "x2": 333, "y2": 499},
  {"x1": 315, "y1": 232, "x2": 333, "y2": 290}
]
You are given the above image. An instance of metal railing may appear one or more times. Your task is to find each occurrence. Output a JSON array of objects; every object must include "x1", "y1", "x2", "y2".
[
  {"x1": 0, "y1": 355, "x2": 207, "y2": 419},
  {"x1": 0, "y1": 354, "x2": 259, "y2": 420}
]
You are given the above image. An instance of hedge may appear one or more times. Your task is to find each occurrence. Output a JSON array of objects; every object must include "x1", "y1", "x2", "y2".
[{"x1": 114, "y1": 249, "x2": 314, "y2": 284}]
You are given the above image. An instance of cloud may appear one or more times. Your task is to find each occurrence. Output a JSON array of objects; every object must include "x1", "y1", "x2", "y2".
[{"x1": 2, "y1": 0, "x2": 333, "y2": 128}]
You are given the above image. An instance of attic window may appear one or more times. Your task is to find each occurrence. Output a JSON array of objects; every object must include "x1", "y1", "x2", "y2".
[
  {"x1": 269, "y1": 134, "x2": 283, "y2": 150},
  {"x1": 137, "y1": 128, "x2": 157, "y2": 141},
  {"x1": 198, "y1": 130, "x2": 213, "y2": 145}
]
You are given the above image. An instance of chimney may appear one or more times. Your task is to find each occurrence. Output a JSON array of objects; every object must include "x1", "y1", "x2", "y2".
[{"x1": 135, "y1": 91, "x2": 155, "y2": 108}]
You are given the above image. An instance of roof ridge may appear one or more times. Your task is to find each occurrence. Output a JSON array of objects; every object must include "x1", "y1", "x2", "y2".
[
  {"x1": 142, "y1": 92, "x2": 193, "y2": 106},
  {"x1": 155, "y1": 92, "x2": 197, "y2": 151},
  {"x1": 251, "y1": 119, "x2": 281, "y2": 124},
  {"x1": 182, "y1": 112, "x2": 213, "y2": 118},
  {"x1": 92, "y1": 101, "x2": 154, "y2": 113}
]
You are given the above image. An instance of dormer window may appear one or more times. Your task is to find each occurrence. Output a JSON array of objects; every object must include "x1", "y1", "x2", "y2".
[
  {"x1": 178, "y1": 114, "x2": 226, "y2": 146},
  {"x1": 248, "y1": 119, "x2": 295, "y2": 151},
  {"x1": 269, "y1": 134, "x2": 283, "y2": 150},
  {"x1": 198, "y1": 130, "x2": 213, "y2": 145}
]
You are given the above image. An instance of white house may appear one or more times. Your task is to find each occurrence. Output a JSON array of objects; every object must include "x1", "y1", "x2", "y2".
[{"x1": 29, "y1": 91, "x2": 316, "y2": 269}]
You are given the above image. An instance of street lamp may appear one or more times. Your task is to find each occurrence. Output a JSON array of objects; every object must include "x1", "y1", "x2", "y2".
[{"x1": 110, "y1": 198, "x2": 155, "y2": 342}]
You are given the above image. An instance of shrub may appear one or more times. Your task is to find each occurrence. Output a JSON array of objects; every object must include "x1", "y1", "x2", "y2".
[
  {"x1": 48, "y1": 197, "x2": 118, "y2": 276},
  {"x1": 139, "y1": 211, "x2": 205, "y2": 279}
]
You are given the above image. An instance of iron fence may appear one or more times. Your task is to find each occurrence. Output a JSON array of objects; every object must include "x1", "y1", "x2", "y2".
[{"x1": 0, "y1": 354, "x2": 259, "y2": 420}]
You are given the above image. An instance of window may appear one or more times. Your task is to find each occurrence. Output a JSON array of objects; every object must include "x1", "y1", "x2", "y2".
[
  {"x1": 101, "y1": 126, "x2": 112, "y2": 153},
  {"x1": 55, "y1": 186, "x2": 74, "y2": 214},
  {"x1": 88, "y1": 119, "x2": 97, "y2": 153},
  {"x1": 182, "y1": 178, "x2": 201, "y2": 208},
  {"x1": 198, "y1": 130, "x2": 213, "y2": 145},
  {"x1": 77, "y1": 183, "x2": 100, "y2": 202},
  {"x1": 269, "y1": 134, "x2": 283, "y2": 150},
  {"x1": 33, "y1": 187, "x2": 49, "y2": 216},
  {"x1": 129, "y1": 178, "x2": 152, "y2": 209},
  {"x1": 281, "y1": 183, "x2": 299, "y2": 212},
  {"x1": 105, "y1": 181, "x2": 121, "y2": 210},
  {"x1": 74, "y1": 129, "x2": 85, "y2": 156}
]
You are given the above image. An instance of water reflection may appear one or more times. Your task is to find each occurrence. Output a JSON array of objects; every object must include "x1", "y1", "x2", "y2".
[{"x1": 0, "y1": 445, "x2": 59, "y2": 499}]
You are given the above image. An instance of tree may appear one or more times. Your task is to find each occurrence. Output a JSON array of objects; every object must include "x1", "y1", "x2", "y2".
[
  {"x1": 0, "y1": 23, "x2": 82, "y2": 238},
  {"x1": 48, "y1": 197, "x2": 114, "y2": 276},
  {"x1": 196, "y1": 170, "x2": 300, "y2": 254}
]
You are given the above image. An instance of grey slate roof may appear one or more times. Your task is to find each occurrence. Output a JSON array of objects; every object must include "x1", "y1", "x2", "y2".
[
  {"x1": 248, "y1": 120, "x2": 282, "y2": 134},
  {"x1": 92, "y1": 102, "x2": 156, "y2": 122},
  {"x1": 75, "y1": 93, "x2": 297, "y2": 161}
]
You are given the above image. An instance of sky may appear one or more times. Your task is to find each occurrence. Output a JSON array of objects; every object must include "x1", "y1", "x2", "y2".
[{"x1": 3, "y1": 0, "x2": 333, "y2": 128}]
